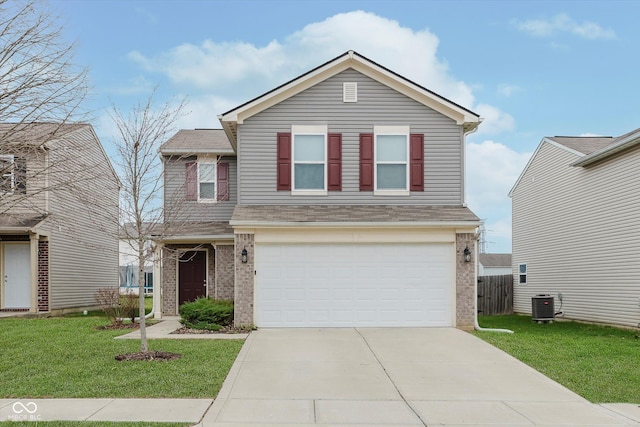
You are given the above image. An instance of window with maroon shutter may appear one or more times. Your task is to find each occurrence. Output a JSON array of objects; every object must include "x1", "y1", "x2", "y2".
[
  {"x1": 327, "y1": 133, "x2": 342, "y2": 191},
  {"x1": 185, "y1": 161, "x2": 197, "y2": 201},
  {"x1": 276, "y1": 133, "x2": 291, "y2": 190},
  {"x1": 359, "y1": 133, "x2": 374, "y2": 191},
  {"x1": 217, "y1": 162, "x2": 229, "y2": 201},
  {"x1": 409, "y1": 134, "x2": 424, "y2": 191}
]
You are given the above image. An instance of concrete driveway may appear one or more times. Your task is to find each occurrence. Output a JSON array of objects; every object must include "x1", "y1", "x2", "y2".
[{"x1": 200, "y1": 328, "x2": 637, "y2": 426}]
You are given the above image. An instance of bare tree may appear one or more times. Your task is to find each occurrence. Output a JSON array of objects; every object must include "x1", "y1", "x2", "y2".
[
  {"x1": 112, "y1": 89, "x2": 187, "y2": 353},
  {"x1": 0, "y1": 0, "x2": 89, "y2": 215}
]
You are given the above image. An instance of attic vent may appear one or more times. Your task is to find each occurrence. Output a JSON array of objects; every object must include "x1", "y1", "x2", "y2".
[{"x1": 343, "y1": 82, "x2": 357, "y2": 103}]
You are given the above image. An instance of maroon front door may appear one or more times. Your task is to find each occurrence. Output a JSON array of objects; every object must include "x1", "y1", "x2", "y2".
[{"x1": 178, "y1": 251, "x2": 207, "y2": 305}]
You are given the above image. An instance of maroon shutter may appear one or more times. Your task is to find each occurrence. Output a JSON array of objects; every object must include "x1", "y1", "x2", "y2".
[
  {"x1": 217, "y1": 162, "x2": 229, "y2": 201},
  {"x1": 277, "y1": 133, "x2": 291, "y2": 190},
  {"x1": 359, "y1": 133, "x2": 374, "y2": 191},
  {"x1": 410, "y1": 133, "x2": 424, "y2": 191},
  {"x1": 327, "y1": 133, "x2": 342, "y2": 191},
  {"x1": 185, "y1": 161, "x2": 197, "y2": 201}
]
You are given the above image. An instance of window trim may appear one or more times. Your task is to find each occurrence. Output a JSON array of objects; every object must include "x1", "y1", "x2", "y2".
[
  {"x1": 197, "y1": 156, "x2": 218, "y2": 203},
  {"x1": 374, "y1": 126, "x2": 410, "y2": 195},
  {"x1": 291, "y1": 125, "x2": 328, "y2": 194},
  {"x1": 518, "y1": 263, "x2": 527, "y2": 285},
  {"x1": 0, "y1": 154, "x2": 15, "y2": 194}
]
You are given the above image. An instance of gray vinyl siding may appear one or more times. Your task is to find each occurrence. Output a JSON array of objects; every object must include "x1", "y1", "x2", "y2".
[
  {"x1": 238, "y1": 69, "x2": 464, "y2": 205},
  {"x1": 163, "y1": 155, "x2": 237, "y2": 222},
  {"x1": 512, "y1": 142, "x2": 640, "y2": 327},
  {"x1": 42, "y1": 126, "x2": 119, "y2": 310}
]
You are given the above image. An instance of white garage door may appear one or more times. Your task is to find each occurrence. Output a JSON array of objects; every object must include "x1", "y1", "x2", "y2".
[{"x1": 255, "y1": 243, "x2": 454, "y2": 327}]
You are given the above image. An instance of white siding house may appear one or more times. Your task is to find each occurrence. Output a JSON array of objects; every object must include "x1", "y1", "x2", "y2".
[
  {"x1": 478, "y1": 253, "x2": 512, "y2": 276},
  {"x1": 510, "y1": 128, "x2": 640, "y2": 327}
]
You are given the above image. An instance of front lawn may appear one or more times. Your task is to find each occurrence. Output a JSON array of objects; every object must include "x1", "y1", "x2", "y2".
[
  {"x1": 0, "y1": 316, "x2": 243, "y2": 398},
  {"x1": 475, "y1": 315, "x2": 640, "y2": 403}
]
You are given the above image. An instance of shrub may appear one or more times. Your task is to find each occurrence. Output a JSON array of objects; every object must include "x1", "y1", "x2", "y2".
[
  {"x1": 179, "y1": 298, "x2": 233, "y2": 330},
  {"x1": 94, "y1": 287, "x2": 121, "y2": 325},
  {"x1": 120, "y1": 293, "x2": 138, "y2": 323}
]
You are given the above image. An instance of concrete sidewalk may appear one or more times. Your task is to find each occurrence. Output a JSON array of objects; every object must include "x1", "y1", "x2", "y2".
[
  {"x1": 0, "y1": 398, "x2": 212, "y2": 423},
  {"x1": 115, "y1": 317, "x2": 249, "y2": 340}
]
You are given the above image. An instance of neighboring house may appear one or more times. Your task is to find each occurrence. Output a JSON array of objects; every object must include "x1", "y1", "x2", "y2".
[
  {"x1": 119, "y1": 223, "x2": 154, "y2": 295},
  {"x1": 510, "y1": 128, "x2": 640, "y2": 327},
  {"x1": 156, "y1": 50, "x2": 482, "y2": 328},
  {"x1": 0, "y1": 123, "x2": 119, "y2": 314},
  {"x1": 478, "y1": 253, "x2": 512, "y2": 276}
]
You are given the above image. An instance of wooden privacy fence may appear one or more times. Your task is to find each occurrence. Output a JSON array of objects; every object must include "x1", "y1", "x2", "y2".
[{"x1": 477, "y1": 274, "x2": 513, "y2": 316}]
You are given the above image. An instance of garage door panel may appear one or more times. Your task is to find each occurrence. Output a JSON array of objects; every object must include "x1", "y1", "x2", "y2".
[{"x1": 255, "y1": 243, "x2": 453, "y2": 327}]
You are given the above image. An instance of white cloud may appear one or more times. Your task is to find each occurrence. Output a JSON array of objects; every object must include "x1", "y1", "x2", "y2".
[
  {"x1": 497, "y1": 83, "x2": 521, "y2": 97},
  {"x1": 513, "y1": 14, "x2": 616, "y2": 40},
  {"x1": 473, "y1": 104, "x2": 515, "y2": 136},
  {"x1": 128, "y1": 11, "x2": 476, "y2": 111},
  {"x1": 466, "y1": 140, "x2": 532, "y2": 252}
]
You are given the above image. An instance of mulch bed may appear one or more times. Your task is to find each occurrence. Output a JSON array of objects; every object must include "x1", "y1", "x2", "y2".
[
  {"x1": 171, "y1": 325, "x2": 253, "y2": 335},
  {"x1": 115, "y1": 351, "x2": 182, "y2": 362}
]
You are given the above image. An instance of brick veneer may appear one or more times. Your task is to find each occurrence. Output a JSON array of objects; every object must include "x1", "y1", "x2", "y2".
[
  {"x1": 234, "y1": 234, "x2": 254, "y2": 326},
  {"x1": 37, "y1": 240, "x2": 49, "y2": 312},
  {"x1": 215, "y1": 244, "x2": 234, "y2": 300},
  {"x1": 161, "y1": 244, "x2": 232, "y2": 316},
  {"x1": 456, "y1": 233, "x2": 477, "y2": 330}
]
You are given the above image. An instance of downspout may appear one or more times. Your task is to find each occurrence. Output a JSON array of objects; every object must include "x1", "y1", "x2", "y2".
[{"x1": 473, "y1": 237, "x2": 513, "y2": 333}]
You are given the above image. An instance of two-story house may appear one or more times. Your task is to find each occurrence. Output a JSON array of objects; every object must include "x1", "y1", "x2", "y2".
[
  {"x1": 157, "y1": 51, "x2": 481, "y2": 329},
  {"x1": 0, "y1": 123, "x2": 119, "y2": 314}
]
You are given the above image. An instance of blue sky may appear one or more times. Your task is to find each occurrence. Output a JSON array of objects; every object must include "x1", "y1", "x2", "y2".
[{"x1": 50, "y1": 0, "x2": 638, "y2": 253}]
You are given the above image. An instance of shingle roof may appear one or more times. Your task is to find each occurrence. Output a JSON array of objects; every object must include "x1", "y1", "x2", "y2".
[
  {"x1": 230, "y1": 205, "x2": 479, "y2": 225},
  {"x1": 160, "y1": 221, "x2": 234, "y2": 239},
  {"x1": 478, "y1": 253, "x2": 511, "y2": 267},
  {"x1": 159, "y1": 129, "x2": 234, "y2": 155},
  {"x1": 547, "y1": 136, "x2": 615, "y2": 155},
  {"x1": 0, "y1": 123, "x2": 89, "y2": 147}
]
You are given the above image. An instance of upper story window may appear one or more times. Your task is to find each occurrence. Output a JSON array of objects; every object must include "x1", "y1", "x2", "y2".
[
  {"x1": 276, "y1": 127, "x2": 341, "y2": 193},
  {"x1": 292, "y1": 125, "x2": 327, "y2": 192},
  {"x1": 185, "y1": 156, "x2": 229, "y2": 203},
  {"x1": 0, "y1": 155, "x2": 15, "y2": 193},
  {"x1": 375, "y1": 126, "x2": 409, "y2": 193},
  {"x1": 198, "y1": 161, "x2": 217, "y2": 201}
]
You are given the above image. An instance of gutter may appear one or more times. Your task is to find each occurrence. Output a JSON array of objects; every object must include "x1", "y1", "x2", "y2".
[{"x1": 228, "y1": 221, "x2": 481, "y2": 229}]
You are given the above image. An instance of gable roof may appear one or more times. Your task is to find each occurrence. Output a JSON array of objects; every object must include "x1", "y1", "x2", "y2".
[
  {"x1": 478, "y1": 253, "x2": 511, "y2": 268},
  {"x1": 572, "y1": 127, "x2": 640, "y2": 166},
  {"x1": 509, "y1": 127, "x2": 640, "y2": 197},
  {"x1": 159, "y1": 129, "x2": 234, "y2": 155},
  {"x1": 218, "y1": 50, "x2": 481, "y2": 147},
  {"x1": 547, "y1": 136, "x2": 615, "y2": 155}
]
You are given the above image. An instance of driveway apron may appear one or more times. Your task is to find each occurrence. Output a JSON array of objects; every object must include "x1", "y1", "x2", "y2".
[{"x1": 200, "y1": 328, "x2": 636, "y2": 426}]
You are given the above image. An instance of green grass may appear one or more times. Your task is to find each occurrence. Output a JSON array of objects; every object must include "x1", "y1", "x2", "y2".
[
  {"x1": 0, "y1": 316, "x2": 244, "y2": 398},
  {"x1": 474, "y1": 314, "x2": 640, "y2": 403},
  {"x1": 0, "y1": 423, "x2": 189, "y2": 427}
]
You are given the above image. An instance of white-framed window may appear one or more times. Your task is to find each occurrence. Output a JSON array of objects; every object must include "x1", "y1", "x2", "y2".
[
  {"x1": 292, "y1": 125, "x2": 327, "y2": 193},
  {"x1": 0, "y1": 154, "x2": 14, "y2": 194},
  {"x1": 374, "y1": 126, "x2": 409, "y2": 193},
  {"x1": 518, "y1": 263, "x2": 527, "y2": 285},
  {"x1": 198, "y1": 159, "x2": 217, "y2": 201}
]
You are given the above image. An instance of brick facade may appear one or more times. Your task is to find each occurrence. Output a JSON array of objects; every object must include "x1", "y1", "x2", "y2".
[
  {"x1": 37, "y1": 240, "x2": 49, "y2": 312},
  {"x1": 215, "y1": 244, "x2": 234, "y2": 300},
  {"x1": 234, "y1": 233, "x2": 254, "y2": 326},
  {"x1": 455, "y1": 233, "x2": 477, "y2": 330},
  {"x1": 162, "y1": 243, "x2": 234, "y2": 316}
]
